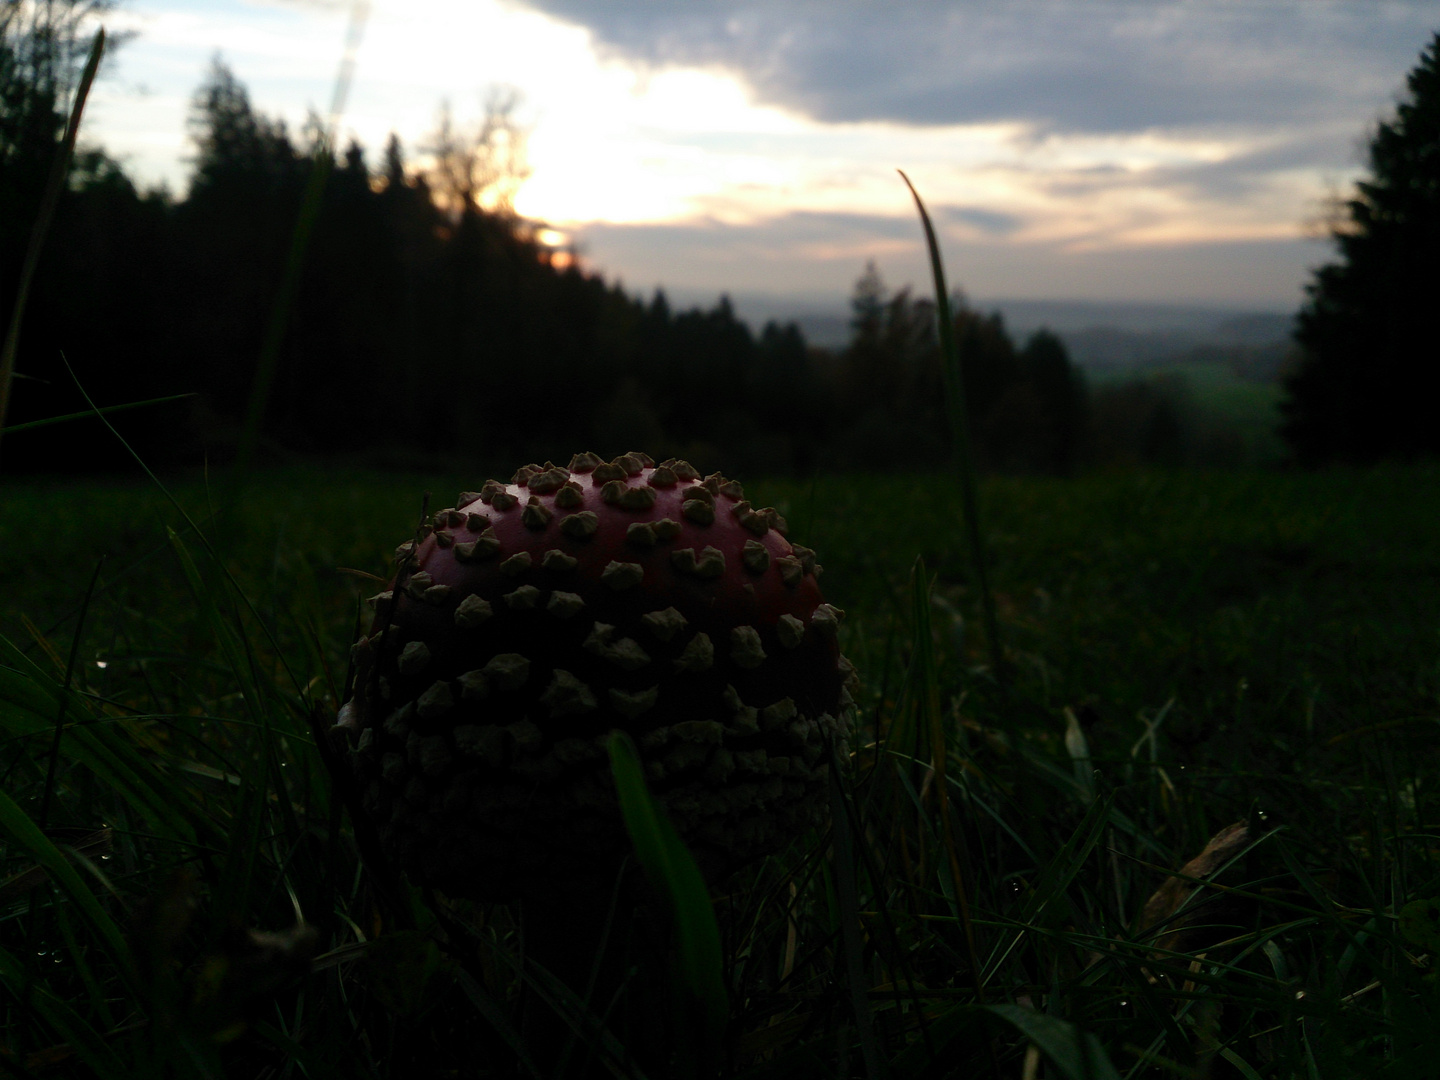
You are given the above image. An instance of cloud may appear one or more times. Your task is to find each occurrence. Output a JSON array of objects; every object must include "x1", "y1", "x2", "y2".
[
  {"x1": 518, "y1": 1, "x2": 1436, "y2": 135},
  {"x1": 945, "y1": 206, "x2": 1023, "y2": 236},
  {"x1": 83, "y1": 0, "x2": 1410, "y2": 308},
  {"x1": 568, "y1": 211, "x2": 1328, "y2": 310}
]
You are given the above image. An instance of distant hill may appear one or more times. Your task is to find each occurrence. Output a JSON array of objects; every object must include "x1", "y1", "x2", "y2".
[
  {"x1": 711, "y1": 292, "x2": 1296, "y2": 380},
  {"x1": 998, "y1": 303, "x2": 1294, "y2": 380},
  {"x1": 648, "y1": 290, "x2": 1298, "y2": 466}
]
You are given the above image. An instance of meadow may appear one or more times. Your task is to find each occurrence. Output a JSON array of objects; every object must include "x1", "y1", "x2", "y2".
[
  {"x1": 1084, "y1": 359, "x2": 1289, "y2": 468},
  {"x1": 2, "y1": 460, "x2": 1437, "y2": 1077}
]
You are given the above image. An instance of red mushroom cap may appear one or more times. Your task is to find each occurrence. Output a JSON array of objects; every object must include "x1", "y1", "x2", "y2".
[{"x1": 338, "y1": 453, "x2": 855, "y2": 901}]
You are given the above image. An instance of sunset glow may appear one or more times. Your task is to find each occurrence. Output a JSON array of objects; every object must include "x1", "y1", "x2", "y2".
[{"x1": 84, "y1": 0, "x2": 1436, "y2": 307}]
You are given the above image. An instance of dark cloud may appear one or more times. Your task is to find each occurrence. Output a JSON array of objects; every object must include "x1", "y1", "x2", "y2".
[
  {"x1": 518, "y1": 0, "x2": 1436, "y2": 135},
  {"x1": 1011, "y1": 128, "x2": 1362, "y2": 206},
  {"x1": 1152, "y1": 133, "x2": 1361, "y2": 202},
  {"x1": 945, "y1": 206, "x2": 1023, "y2": 235}
]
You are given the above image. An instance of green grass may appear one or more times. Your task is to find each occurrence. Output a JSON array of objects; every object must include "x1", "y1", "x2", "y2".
[
  {"x1": 2, "y1": 462, "x2": 1438, "y2": 1077},
  {"x1": 1090, "y1": 359, "x2": 1288, "y2": 464}
]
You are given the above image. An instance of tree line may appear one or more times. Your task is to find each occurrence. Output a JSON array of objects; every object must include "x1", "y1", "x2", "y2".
[
  {"x1": 2, "y1": 54, "x2": 1095, "y2": 477},
  {"x1": 7, "y1": 28, "x2": 1222, "y2": 478},
  {"x1": 8, "y1": 12, "x2": 1440, "y2": 475}
]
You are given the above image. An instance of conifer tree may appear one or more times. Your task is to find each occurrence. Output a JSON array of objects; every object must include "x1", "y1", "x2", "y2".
[{"x1": 1281, "y1": 32, "x2": 1440, "y2": 463}]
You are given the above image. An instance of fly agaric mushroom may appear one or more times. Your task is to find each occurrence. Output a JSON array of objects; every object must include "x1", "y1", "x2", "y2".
[{"x1": 335, "y1": 452, "x2": 855, "y2": 903}]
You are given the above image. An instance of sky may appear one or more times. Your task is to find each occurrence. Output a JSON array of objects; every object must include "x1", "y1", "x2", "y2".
[{"x1": 82, "y1": 0, "x2": 1440, "y2": 316}]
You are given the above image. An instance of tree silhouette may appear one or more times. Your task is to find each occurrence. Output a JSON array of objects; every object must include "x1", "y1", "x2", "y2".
[
  {"x1": 1016, "y1": 329, "x2": 1086, "y2": 474},
  {"x1": 835, "y1": 265, "x2": 944, "y2": 464},
  {"x1": 2, "y1": 48, "x2": 843, "y2": 474},
  {"x1": 830, "y1": 264, "x2": 1089, "y2": 472},
  {"x1": 424, "y1": 88, "x2": 531, "y2": 219},
  {"x1": 1280, "y1": 31, "x2": 1440, "y2": 464},
  {"x1": 1, "y1": 3, "x2": 184, "y2": 471},
  {"x1": 1, "y1": 0, "x2": 114, "y2": 181},
  {"x1": 187, "y1": 58, "x2": 300, "y2": 203},
  {"x1": 3, "y1": 1, "x2": 119, "y2": 318}
]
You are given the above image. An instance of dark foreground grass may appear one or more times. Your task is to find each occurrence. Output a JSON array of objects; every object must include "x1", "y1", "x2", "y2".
[{"x1": 2, "y1": 463, "x2": 1438, "y2": 1077}]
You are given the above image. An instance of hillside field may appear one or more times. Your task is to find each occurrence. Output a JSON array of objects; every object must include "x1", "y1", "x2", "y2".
[{"x1": 1086, "y1": 358, "x2": 1289, "y2": 465}]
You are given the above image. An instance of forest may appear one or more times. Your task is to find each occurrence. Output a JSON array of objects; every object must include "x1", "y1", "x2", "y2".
[
  {"x1": 3, "y1": 53, "x2": 1132, "y2": 478},
  {"x1": 7, "y1": 14, "x2": 1438, "y2": 477}
]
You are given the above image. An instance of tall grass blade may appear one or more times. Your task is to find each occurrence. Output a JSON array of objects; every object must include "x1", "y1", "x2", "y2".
[
  {"x1": 1063, "y1": 706, "x2": 1095, "y2": 805},
  {"x1": 827, "y1": 744, "x2": 886, "y2": 1079},
  {"x1": 0, "y1": 28, "x2": 105, "y2": 466},
  {"x1": 0, "y1": 944, "x2": 123, "y2": 1075},
  {"x1": 0, "y1": 638, "x2": 203, "y2": 844},
  {"x1": 984, "y1": 1005, "x2": 1122, "y2": 1080},
  {"x1": 38, "y1": 556, "x2": 104, "y2": 831},
  {"x1": 0, "y1": 392, "x2": 196, "y2": 436},
  {"x1": 1017, "y1": 792, "x2": 1112, "y2": 928},
  {"x1": 897, "y1": 169, "x2": 1003, "y2": 683},
  {"x1": 0, "y1": 786, "x2": 138, "y2": 997},
  {"x1": 166, "y1": 528, "x2": 264, "y2": 727},
  {"x1": 888, "y1": 1004, "x2": 990, "y2": 1077},
  {"x1": 890, "y1": 1004, "x2": 1119, "y2": 1079},
  {"x1": 607, "y1": 730, "x2": 728, "y2": 1068},
  {"x1": 985, "y1": 792, "x2": 1114, "y2": 980},
  {"x1": 52, "y1": 891, "x2": 116, "y2": 1028},
  {"x1": 454, "y1": 968, "x2": 545, "y2": 1080},
  {"x1": 906, "y1": 558, "x2": 985, "y2": 1001},
  {"x1": 232, "y1": 155, "x2": 331, "y2": 481},
  {"x1": 59, "y1": 354, "x2": 311, "y2": 704},
  {"x1": 233, "y1": 1, "x2": 369, "y2": 480},
  {"x1": 499, "y1": 942, "x2": 657, "y2": 1080},
  {"x1": 1219, "y1": 1046, "x2": 1267, "y2": 1080}
]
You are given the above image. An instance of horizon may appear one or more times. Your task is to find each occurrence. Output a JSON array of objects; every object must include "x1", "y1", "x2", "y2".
[{"x1": 660, "y1": 289, "x2": 1297, "y2": 353}]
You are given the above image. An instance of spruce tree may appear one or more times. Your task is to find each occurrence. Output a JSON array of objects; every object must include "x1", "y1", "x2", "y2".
[{"x1": 1280, "y1": 32, "x2": 1440, "y2": 463}]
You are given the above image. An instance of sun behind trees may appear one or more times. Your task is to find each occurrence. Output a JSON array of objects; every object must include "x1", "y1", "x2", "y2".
[
  {"x1": 423, "y1": 87, "x2": 531, "y2": 220},
  {"x1": 3, "y1": 51, "x2": 1096, "y2": 479},
  {"x1": 1, "y1": 56, "x2": 813, "y2": 474},
  {"x1": 5, "y1": 39, "x2": 1106, "y2": 477}
]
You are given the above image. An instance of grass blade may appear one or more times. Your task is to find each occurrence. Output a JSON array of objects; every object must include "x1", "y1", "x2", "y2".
[
  {"x1": 0, "y1": 944, "x2": 124, "y2": 1075},
  {"x1": 0, "y1": 393, "x2": 196, "y2": 436},
  {"x1": 904, "y1": 557, "x2": 986, "y2": 1003},
  {"x1": 607, "y1": 730, "x2": 728, "y2": 1068},
  {"x1": 0, "y1": 28, "x2": 105, "y2": 465},
  {"x1": 1020, "y1": 792, "x2": 1114, "y2": 928},
  {"x1": 0, "y1": 638, "x2": 204, "y2": 845},
  {"x1": 889, "y1": 1004, "x2": 989, "y2": 1078},
  {"x1": 985, "y1": 792, "x2": 1115, "y2": 981},
  {"x1": 232, "y1": 1, "x2": 368, "y2": 480},
  {"x1": 38, "y1": 556, "x2": 104, "y2": 831},
  {"x1": 827, "y1": 743, "x2": 886, "y2": 1079},
  {"x1": 454, "y1": 968, "x2": 545, "y2": 1080},
  {"x1": 897, "y1": 169, "x2": 1003, "y2": 683},
  {"x1": 0, "y1": 786, "x2": 138, "y2": 997},
  {"x1": 985, "y1": 1005, "x2": 1122, "y2": 1080}
]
